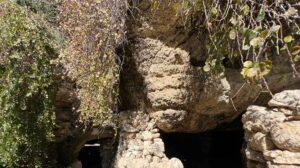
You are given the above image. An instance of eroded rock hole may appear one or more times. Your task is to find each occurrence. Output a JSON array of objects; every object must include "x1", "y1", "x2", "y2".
[
  {"x1": 190, "y1": 57, "x2": 206, "y2": 67},
  {"x1": 222, "y1": 56, "x2": 243, "y2": 69},
  {"x1": 78, "y1": 140, "x2": 102, "y2": 168},
  {"x1": 162, "y1": 121, "x2": 244, "y2": 168}
]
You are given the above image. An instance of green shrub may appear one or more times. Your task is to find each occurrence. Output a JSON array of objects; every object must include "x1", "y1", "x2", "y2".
[
  {"x1": 13, "y1": 0, "x2": 60, "y2": 24},
  {"x1": 0, "y1": 1, "x2": 59, "y2": 167}
]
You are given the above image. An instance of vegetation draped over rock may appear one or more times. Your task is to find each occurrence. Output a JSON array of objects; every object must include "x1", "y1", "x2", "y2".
[
  {"x1": 0, "y1": 0, "x2": 127, "y2": 166},
  {"x1": 0, "y1": 0, "x2": 59, "y2": 167},
  {"x1": 172, "y1": 0, "x2": 300, "y2": 80},
  {"x1": 13, "y1": 0, "x2": 60, "y2": 24},
  {"x1": 59, "y1": 0, "x2": 127, "y2": 125},
  {"x1": 0, "y1": 0, "x2": 299, "y2": 167}
]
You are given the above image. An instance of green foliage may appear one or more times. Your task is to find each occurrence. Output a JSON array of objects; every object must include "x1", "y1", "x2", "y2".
[
  {"x1": 241, "y1": 60, "x2": 272, "y2": 80},
  {"x1": 175, "y1": 0, "x2": 300, "y2": 79},
  {"x1": 59, "y1": 0, "x2": 126, "y2": 126},
  {"x1": 0, "y1": 0, "x2": 59, "y2": 167},
  {"x1": 13, "y1": 0, "x2": 61, "y2": 24},
  {"x1": 202, "y1": 0, "x2": 300, "y2": 80}
]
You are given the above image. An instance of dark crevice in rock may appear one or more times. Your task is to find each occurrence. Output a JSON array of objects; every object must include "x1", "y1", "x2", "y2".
[
  {"x1": 222, "y1": 56, "x2": 243, "y2": 69},
  {"x1": 190, "y1": 57, "x2": 206, "y2": 67},
  {"x1": 213, "y1": 115, "x2": 244, "y2": 132},
  {"x1": 78, "y1": 140, "x2": 102, "y2": 168},
  {"x1": 118, "y1": 41, "x2": 150, "y2": 111},
  {"x1": 77, "y1": 137, "x2": 116, "y2": 168},
  {"x1": 162, "y1": 125, "x2": 245, "y2": 168}
]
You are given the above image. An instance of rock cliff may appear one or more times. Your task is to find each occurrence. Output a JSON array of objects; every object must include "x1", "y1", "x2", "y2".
[
  {"x1": 120, "y1": 1, "x2": 300, "y2": 133},
  {"x1": 1, "y1": 1, "x2": 300, "y2": 168},
  {"x1": 61, "y1": 1, "x2": 300, "y2": 167}
]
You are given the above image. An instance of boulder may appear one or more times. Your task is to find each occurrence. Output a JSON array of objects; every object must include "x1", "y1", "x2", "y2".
[
  {"x1": 268, "y1": 90, "x2": 300, "y2": 110},
  {"x1": 242, "y1": 106, "x2": 286, "y2": 133}
]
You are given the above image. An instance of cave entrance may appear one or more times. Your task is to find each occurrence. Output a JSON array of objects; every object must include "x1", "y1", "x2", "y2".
[
  {"x1": 78, "y1": 140, "x2": 102, "y2": 168},
  {"x1": 162, "y1": 119, "x2": 244, "y2": 168},
  {"x1": 78, "y1": 138, "x2": 115, "y2": 168}
]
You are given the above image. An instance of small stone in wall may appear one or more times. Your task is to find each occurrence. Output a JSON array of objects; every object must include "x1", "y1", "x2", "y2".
[
  {"x1": 247, "y1": 132, "x2": 275, "y2": 152},
  {"x1": 169, "y1": 158, "x2": 184, "y2": 168},
  {"x1": 142, "y1": 131, "x2": 154, "y2": 141},
  {"x1": 268, "y1": 90, "x2": 300, "y2": 110},
  {"x1": 270, "y1": 121, "x2": 300, "y2": 152},
  {"x1": 263, "y1": 150, "x2": 300, "y2": 165},
  {"x1": 245, "y1": 147, "x2": 265, "y2": 163}
]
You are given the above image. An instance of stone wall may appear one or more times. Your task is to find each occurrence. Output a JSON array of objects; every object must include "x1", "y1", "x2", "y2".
[
  {"x1": 243, "y1": 90, "x2": 300, "y2": 168},
  {"x1": 113, "y1": 111, "x2": 183, "y2": 168}
]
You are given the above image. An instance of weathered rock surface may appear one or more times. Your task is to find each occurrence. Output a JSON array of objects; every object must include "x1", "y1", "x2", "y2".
[
  {"x1": 113, "y1": 111, "x2": 183, "y2": 168},
  {"x1": 120, "y1": 1, "x2": 300, "y2": 133},
  {"x1": 55, "y1": 80, "x2": 116, "y2": 166},
  {"x1": 270, "y1": 121, "x2": 300, "y2": 152},
  {"x1": 248, "y1": 132, "x2": 275, "y2": 152},
  {"x1": 54, "y1": 1, "x2": 300, "y2": 166},
  {"x1": 243, "y1": 90, "x2": 300, "y2": 168},
  {"x1": 268, "y1": 90, "x2": 300, "y2": 110},
  {"x1": 242, "y1": 106, "x2": 286, "y2": 133},
  {"x1": 264, "y1": 150, "x2": 300, "y2": 165}
]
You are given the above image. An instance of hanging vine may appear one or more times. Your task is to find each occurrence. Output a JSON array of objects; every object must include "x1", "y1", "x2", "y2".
[
  {"x1": 59, "y1": 0, "x2": 127, "y2": 126},
  {"x1": 148, "y1": 0, "x2": 299, "y2": 80}
]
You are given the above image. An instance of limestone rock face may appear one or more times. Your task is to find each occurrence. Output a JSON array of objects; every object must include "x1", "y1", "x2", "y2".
[
  {"x1": 243, "y1": 90, "x2": 300, "y2": 168},
  {"x1": 55, "y1": 1, "x2": 300, "y2": 166},
  {"x1": 121, "y1": 1, "x2": 300, "y2": 133},
  {"x1": 113, "y1": 111, "x2": 183, "y2": 168}
]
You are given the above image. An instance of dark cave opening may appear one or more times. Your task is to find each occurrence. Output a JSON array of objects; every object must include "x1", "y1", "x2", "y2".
[
  {"x1": 78, "y1": 140, "x2": 102, "y2": 168},
  {"x1": 162, "y1": 121, "x2": 245, "y2": 168}
]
